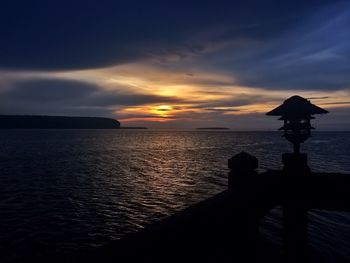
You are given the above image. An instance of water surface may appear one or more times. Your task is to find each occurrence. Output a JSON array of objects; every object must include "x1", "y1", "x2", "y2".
[{"x1": 0, "y1": 130, "x2": 349, "y2": 262}]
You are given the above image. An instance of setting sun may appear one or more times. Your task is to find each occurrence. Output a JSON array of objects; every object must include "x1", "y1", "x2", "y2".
[
  {"x1": 156, "y1": 105, "x2": 173, "y2": 111},
  {"x1": 151, "y1": 105, "x2": 174, "y2": 117}
]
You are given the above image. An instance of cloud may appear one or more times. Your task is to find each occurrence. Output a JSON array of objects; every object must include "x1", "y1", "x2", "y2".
[
  {"x1": 195, "y1": 94, "x2": 267, "y2": 108},
  {"x1": 322, "y1": 101, "x2": 350, "y2": 105},
  {"x1": 0, "y1": 1, "x2": 349, "y2": 129},
  {"x1": 1, "y1": 79, "x2": 97, "y2": 103},
  {"x1": 204, "y1": 108, "x2": 240, "y2": 112},
  {"x1": 0, "y1": 79, "x2": 183, "y2": 116},
  {"x1": 0, "y1": 0, "x2": 338, "y2": 70},
  {"x1": 205, "y1": 1, "x2": 350, "y2": 91}
]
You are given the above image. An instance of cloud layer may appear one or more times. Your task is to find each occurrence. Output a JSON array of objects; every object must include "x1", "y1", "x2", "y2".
[
  {"x1": 0, "y1": 0, "x2": 338, "y2": 71},
  {"x1": 0, "y1": 79, "x2": 182, "y2": 116},
  {"x1": 0, "y1": 0, "x2": 349, "y2": 129}
]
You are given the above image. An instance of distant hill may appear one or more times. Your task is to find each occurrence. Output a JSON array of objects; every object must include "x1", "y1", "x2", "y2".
[
  {"x1": 196, "y1": 127, "x2": 230, "y2": 130},
  {"x1": 0, "y1": 115, "x2": 121, "y2": 129}
]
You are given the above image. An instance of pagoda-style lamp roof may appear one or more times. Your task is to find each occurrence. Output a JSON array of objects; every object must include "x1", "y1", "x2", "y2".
[
  {"x1": 267, "y1": 95, "x2": 328, "y2": 117},
  {"x1": 266, "y1": 95, "x2": 328, "y2": 154}
]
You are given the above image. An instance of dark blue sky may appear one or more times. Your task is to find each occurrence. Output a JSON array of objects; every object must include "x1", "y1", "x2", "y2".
[{"x1": 0, "y1": 0, "x2": 349, "y2": 129}]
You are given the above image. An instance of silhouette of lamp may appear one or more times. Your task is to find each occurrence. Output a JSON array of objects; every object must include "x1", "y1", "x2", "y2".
[{"x1": 266, "y1": 95, "x2": 328, "y2": 154}]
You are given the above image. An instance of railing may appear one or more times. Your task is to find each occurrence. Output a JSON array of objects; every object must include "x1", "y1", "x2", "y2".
[{"x1": 87, "y1": 152, "x2": 350, "y2": 263}]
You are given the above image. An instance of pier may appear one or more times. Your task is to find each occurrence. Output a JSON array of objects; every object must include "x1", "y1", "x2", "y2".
[
  {"x1": 87, "y1": 156, "x2": 350, "y2": 262},
  {"x1": 86, "y1": 96, "x2": 350, "y2": 262}
]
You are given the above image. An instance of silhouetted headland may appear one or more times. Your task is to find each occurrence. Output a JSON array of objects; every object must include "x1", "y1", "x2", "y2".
[
  {"x1": 0, "y1": 115, "x2": 121, "y2": 129},
  {"x1": 196, "y1": 127, "x2": 230, "y2": 130}
]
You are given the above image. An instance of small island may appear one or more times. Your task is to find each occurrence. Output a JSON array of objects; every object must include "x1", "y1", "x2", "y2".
[
  {"x1": 0, "y1": 115, "x2": 121, "y2": 129},
  {"x1": 120, "y1": 127, "x2": 148, "y2": 129},
  {"x1": 196, "y1": 127, "x2": 230, "y2": 130}
]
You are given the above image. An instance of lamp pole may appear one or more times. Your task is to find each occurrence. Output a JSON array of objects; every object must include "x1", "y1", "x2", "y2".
[{"x1": 266, "y1": 95, "x2": 328, "y2": 262}]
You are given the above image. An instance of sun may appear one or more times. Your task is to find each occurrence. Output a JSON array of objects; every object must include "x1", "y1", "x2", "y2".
[
  {"x1": 156, "y1": 105, "x2": 173, "y2": 111},
  {"x1": 150, "y1": 105, "x2": 174, "y2": 117}
]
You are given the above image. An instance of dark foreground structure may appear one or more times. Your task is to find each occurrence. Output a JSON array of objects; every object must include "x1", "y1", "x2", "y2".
[{"x1": 83, "y1": 96, "x2": 348, "y2": 262}]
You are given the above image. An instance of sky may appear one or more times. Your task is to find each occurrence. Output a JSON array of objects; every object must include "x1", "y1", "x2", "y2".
[{"x1": 0, "y1": 0, "x2": 349, "y2": 130}]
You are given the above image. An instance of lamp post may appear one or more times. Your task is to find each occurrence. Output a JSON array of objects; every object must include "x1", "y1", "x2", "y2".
[
  {"x1": 266, "y1": 95, "x2": 328, "y2": 261},
  {"x1": 266, "y1": 95, "x2": 328, "y2": 154}
]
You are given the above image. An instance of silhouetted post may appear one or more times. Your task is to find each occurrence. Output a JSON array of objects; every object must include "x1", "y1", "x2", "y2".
[
  {"x1": 282, "y1": 153, "x2": 310, "y2": 262},
  {"x1": 227, "y1": 152, "x2": 259, "y2": 261},
  {"x1": 266, "y1": 96, "x2": 328, "y2": 262},
  {"x1": 228, "y1": 151, "x2": 258, "y2": 189}
]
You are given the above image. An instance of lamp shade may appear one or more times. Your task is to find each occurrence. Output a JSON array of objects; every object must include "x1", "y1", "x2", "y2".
[
  {"x1": 266, "y1": 95, "x2": 328, "y2": 154},
  {"x1": 266, "y1": 96, "x2": 328, "y2": 117}
]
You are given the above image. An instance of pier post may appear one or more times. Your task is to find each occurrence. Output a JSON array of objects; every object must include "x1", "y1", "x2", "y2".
[
  {"x1": 227, "y1": 152, "x2": 259, "y2": 261},
  {"x1": 228, "y1": 151, "x2": 258, "y2": 189},
  {"x1": 282, "y1": 153, "x2": 310, "y2": 262}
]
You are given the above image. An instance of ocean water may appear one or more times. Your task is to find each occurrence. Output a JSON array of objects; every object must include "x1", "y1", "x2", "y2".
[{"x1": 0, "y1": 130, "x2": 349, "y2": 262}]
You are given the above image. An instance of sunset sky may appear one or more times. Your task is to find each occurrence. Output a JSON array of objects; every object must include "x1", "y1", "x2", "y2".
[{"x1": 0, "y1": 0, "x2": 349, "y2": 130}]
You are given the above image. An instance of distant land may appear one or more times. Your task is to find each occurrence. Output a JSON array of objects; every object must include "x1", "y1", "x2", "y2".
[
  {"x1": 196, "y1": 127, "x2": 230, "y2": 130},
  {"x1": 0, "y1": 115, "x2": 147, "y2": 129},
  {"x1": 120, "y1": 127, "x2": 148, "y2": 129}
]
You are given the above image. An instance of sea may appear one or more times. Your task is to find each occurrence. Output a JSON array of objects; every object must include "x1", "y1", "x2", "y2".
[{"x1": 0, "y1": 130, "x2": 349, "y2": 262}]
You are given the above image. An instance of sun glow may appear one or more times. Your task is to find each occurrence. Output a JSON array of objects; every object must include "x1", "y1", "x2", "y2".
[
  {"x1": 150, "y1": 105, "x2": 174, "y2": 117},
  {"x1": 28, "y1": 62, "x2": 350, "y2": 128}
]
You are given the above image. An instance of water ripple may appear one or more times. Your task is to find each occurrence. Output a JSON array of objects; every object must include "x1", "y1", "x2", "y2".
[{"x1": 0, "y1": 130, "x2": 349, "y2": 261}]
